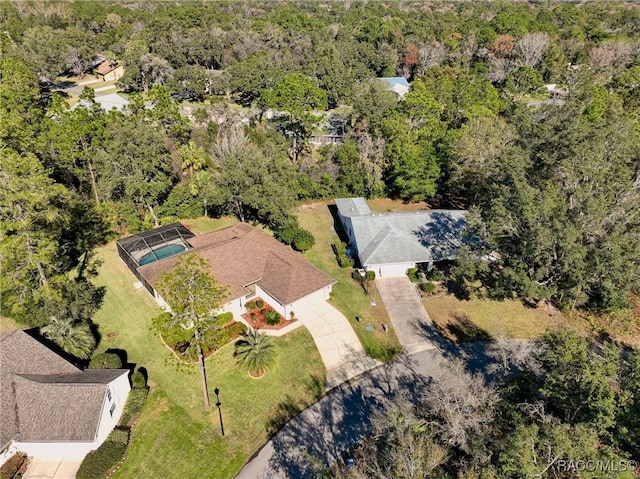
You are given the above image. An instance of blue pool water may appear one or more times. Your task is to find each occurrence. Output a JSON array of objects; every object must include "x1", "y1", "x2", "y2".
[{"x1": 138, "y1": 244, "x2": 186, "y2": 266}]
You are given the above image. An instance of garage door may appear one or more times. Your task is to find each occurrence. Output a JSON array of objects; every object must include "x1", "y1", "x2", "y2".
[{"x1": 367, "y1": 263, "x2": 413, "y2": 278}]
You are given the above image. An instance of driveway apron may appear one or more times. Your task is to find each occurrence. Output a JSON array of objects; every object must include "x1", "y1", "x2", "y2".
[
  {"x1": 22, "y1": 458, "x2": 82, "y2": 479},
  {"x1": 295, "y1": 301, "x2": 378, "y2": 389}
]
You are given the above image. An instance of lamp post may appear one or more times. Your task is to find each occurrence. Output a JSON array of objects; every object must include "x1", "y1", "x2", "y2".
[{"x1": 214, "y1": 387, "x2": 225, "y2": 436}]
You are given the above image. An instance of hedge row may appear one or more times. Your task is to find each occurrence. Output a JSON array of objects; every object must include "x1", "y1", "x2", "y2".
[
  {"x1": 0, "y1": 453, "x2": 27, "y2": 479},
  {"x1": 119, "y1": 388, "x2": 149, "y2": 427},
  {"x1": 76, "y1": 429, "x2": 129, "y2": 479}
]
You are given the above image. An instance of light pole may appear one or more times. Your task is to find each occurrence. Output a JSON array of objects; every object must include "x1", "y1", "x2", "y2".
[{"x1": 214, "y1": 387, "x2": 225, "y2": 436}]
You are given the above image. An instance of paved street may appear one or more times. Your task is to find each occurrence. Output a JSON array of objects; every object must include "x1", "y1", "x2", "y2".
[
  {"x1": 375, "y1": 277, "x2": 437, "y2": 354},
  {"x1": 236, "y1": 340, "x2": 533, "y2": 479}
]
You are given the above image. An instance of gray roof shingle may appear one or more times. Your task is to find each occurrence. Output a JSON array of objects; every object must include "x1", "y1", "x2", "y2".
[{"x1": 335, "y1": 199, "x2": 468, "y2": 266}]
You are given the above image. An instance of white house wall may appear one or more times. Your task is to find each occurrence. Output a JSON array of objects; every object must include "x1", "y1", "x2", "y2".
[
  {"x1": 94, "y1": 373, "x2": 130, "y2": 445},
  {"x1": 13, "y1": 440, "x2": 98, "y2": 460},
  {"x1": 255, "y1": 285, "x2": 287, "y2": 317}
]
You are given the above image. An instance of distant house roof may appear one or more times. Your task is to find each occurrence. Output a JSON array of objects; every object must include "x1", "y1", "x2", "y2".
[
  {"x1": 0, "y1": 329, "x2": 128, "y2": 446},
  {"x1": 336, "y1": 198, "x2": 468, "y2": 266},
  {"x1": 380, "y1": 77, "x2": 410, "y2": 97},
  {"x1": 380, "y1": 77, "x2": 410, "y2": 89},
  {"x1": 95, "y1": 60, "x2": 121, "y2": 76},
  {"x1": 137, "y1": 223, "x2": 336, "y2": 306}
]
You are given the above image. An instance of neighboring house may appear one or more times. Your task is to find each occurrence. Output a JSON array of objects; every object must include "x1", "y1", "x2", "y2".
[
  {"x1": 118, "y1": 223, "x2": 336, "y2": 320},
  {"x1": 379, "y1": 77, "x2": 410, "y2": 98},
  {"x1": 335, "y1": 198, "x2": 468, "y2": 277},
  {"x1": 0, "y1": 330, "x2": 130, "y2": 464},
  {"x1": 95, "y1": 60, "x2": 124, "y2": 82}
]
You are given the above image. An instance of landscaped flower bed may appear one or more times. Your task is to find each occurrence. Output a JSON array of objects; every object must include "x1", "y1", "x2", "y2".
[{"x1": 242, "y1": 298, "x2": 297, "y2": 331}]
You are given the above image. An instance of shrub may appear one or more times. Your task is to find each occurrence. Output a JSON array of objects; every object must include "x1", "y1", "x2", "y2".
[
  {"x1": 352, "y1": 270, "x2": 364, "y2": 282},
  {"x1": 0, "y1": 453, "x2": 27, "y2": 479},
  {"x1": 365, "y1": 270, "x2": 376, "y2": 281},
  {"x1": 215, "y1": 311, "x2": 234, "y2": 326},
  {"x1": 420, "y1": 282, "x2": 436, "y2": 294},
  {"x1": 89, "y1": 352, "x2": 123, "y2": 369},
  {"x1": 289, "y1": 311, "x2": 295, "y2": 320},
  {"x1": 119, "y1": 388, "x2": 149, "y2": 426},
  {"x1": 292, "y1": 228, "x2": 315, "y2": 252},
  {"x1": 264, "y1": 310, "x2": 281, "y2": 325},
  {"x1": 274, "y1": 222, "x2": 299, "y2": 245},
  {"x1": 332, "y1": 242, "x2": 347, "y2": 256},
  {"x1": 131, "y1": 369, "x2": 147, "y2": 389},
  {"x1": 76, "y1": 429, "x2": 129, "y2": 479},
  {"x1": 255, "y1": 299, "x2": 264, "y2": 308},
  {"x1": 426, "y1": 268, "x2": 445, "y2": 281},
  {"x1": 407, "y1": 267, "x2": 419, "y2": 282},
  {"x1": 245, "y1": 301, "x2": 256, "y2": 310},
  {"x1": 226, "y1": 322, "x2": 247, "y2": 341}
]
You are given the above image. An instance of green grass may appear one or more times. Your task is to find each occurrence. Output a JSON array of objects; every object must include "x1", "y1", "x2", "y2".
[
  {"x1": 297, "y1": 202, "x2": 401, "y2": 361},
  {"x1": 93, "y1": 237, "x2": 325, "y2": 479},
  {"x1": 180, "y1": 216, "x2": 238, "y2": 235},
  {"x1": 423, "y1": 294, "x2": 565, "y2": 341}
]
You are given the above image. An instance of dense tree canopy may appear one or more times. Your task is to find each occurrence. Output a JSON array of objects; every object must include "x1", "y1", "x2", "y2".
[{"x1": 1, "y1": 0, "x2": 639, "y2": 319}]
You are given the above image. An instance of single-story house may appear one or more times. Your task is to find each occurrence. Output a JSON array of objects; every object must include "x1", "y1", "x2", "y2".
[
  {"x1": 335, "y1": 198, "x2": 468, "y2": 277},
  {"x1": 379, "y1": 77, "x2": 410, "y2": 98},
  {"x1": 0, "y1": 330, "x2": 130, "y2": 464},
  {"x1": 118, "y1": 223, "x2": 336, "y2": 320},
  {"x1": 95, "y1": 60, "x2": 124, "y2": 82}
]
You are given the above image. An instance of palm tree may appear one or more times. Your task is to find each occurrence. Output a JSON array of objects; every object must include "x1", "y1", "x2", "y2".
[
  {"x1": 40, "y1": 316, "x2": 96, "y2": 360},
  {"x1": 234, "y1": 330, "x2": 277, "y2": 378}
]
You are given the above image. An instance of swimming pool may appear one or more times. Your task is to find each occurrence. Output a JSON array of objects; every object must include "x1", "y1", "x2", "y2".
[{"x1": 138, "y1": 244, "x2": 186, "y2": 266}]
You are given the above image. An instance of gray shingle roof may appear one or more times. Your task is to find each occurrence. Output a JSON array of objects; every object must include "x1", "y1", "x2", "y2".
[
  {"x1": 0, "y1": 329, "x2": 128, "y2": 445},
  {"x1": 335, "y1": 198, "x2": 372, "y2": 217},
  {"x1": 336, "y1": 200, "x2": 468, "y2": 266}
]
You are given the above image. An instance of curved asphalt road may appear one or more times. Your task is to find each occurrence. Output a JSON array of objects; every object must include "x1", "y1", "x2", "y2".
[{"x1": 236, "y1": 338, "x2": 533, "y2": 479}]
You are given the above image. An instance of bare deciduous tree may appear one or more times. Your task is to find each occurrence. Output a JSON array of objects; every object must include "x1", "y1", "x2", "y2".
[
  {"x1": 589, "y1": 41, "x2": 636, "y2": 72},
  {"x1": 336, "y1": 397, "x2": 449, "y2": 479},
  {"x1": 421, "y1": 359, "x2": 499, "y2": 447},
  {"x1": 485, "y1": 54, "x2": 515, "y2": 84},
  {"x1": 515, "y1": 32, "x2": 550, "y2": 67},
  {"x1": 417, "y1": 41, "x2": 447, "y2": 75},
  {"x1": 356, "y1": 131, "x2": 387, "y2": 197}
]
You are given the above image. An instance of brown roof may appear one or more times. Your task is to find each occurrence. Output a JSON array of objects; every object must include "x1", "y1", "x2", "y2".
[
  {"x1": 95, "y1": 60, "x2": 119, "y2": 76},
  {"x1": 138, "y1": 223, "x2": 336, "y2": 305},
  {"x1": 0, "y1": 329, "x2": 128, "y2": 445}
]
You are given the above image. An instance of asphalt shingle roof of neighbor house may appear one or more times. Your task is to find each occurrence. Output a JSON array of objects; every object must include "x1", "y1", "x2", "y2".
[
  {"x1": 138, "y1": 223, "x2": 336, "y2": 306},
  {"x1": 0, "y1": 329, "x2": 129, "y2": 446},
  {"x1": 335, "y1": 198, "x2": 468, "y2": 266}
]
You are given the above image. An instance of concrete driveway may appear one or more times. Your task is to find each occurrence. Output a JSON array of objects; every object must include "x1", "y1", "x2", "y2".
[
  {"x1": 295, "y1": 301, "x2": 379, "y2": 389},
  {"x1": 22, "y1": 457, "x2": 82, "y2": 479},
  {"x1": 375, "y1": 277, "x2": 436, "y2": 355}
]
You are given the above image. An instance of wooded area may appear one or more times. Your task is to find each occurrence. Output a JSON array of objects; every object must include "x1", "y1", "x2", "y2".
[{"x1": 1, "y1": 1, "x2": 638, "y2": 321}]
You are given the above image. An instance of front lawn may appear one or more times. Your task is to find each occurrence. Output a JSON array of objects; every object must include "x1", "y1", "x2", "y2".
[
  {"x1": 297, "y1": 202, "x2": 401, "y2": 361},
  {"x1": 92, "y1": 234, "x2": 325, "y2": 479},
  {"x1": 423, "y1": 293, "x2": 566, "y2": 341}
]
